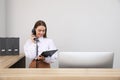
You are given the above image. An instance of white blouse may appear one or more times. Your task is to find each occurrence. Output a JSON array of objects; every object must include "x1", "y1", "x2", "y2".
[{"x1": 24, "y1": 37, "x2": 57, "y2": 66}]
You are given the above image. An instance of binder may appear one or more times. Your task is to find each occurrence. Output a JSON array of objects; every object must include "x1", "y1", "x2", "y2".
[
  {"x1": 0, "y1": 37, "x2": 19, "y2": 56},
  {"x1": 0, "y1": 38, "x2": 6, "y2": 55},
  {"x1": 6, "y1": 38, "x2": 13, "y2": 55},
  {"x1": 13, "y1": 38, "x2": 19, "y2": 55}
]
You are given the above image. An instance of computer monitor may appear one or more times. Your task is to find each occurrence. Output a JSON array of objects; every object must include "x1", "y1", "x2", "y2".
[{"x1": 58, "y1": 52, "x2": 114, "y2": 68}]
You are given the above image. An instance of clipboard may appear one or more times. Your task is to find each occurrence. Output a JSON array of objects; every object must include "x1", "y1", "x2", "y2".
[{"x1": 40, "y1": 49, "x2": 58, "y2": 57}]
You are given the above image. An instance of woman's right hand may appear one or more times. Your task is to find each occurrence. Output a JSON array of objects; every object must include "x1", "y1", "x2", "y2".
[{"x1": 31, "y1": 34, "x2": 36, "y2": 43}]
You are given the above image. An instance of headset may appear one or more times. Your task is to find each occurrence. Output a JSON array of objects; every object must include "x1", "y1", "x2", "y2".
[
  {"x1": 32, "y1": 28, "x2": 36, "y2": 35},
  {"x1": 32, "y1": 28, "x2": 39, "y2": 41}
]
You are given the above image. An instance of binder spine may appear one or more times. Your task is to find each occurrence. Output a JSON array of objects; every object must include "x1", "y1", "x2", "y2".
[
  {"x1": 6, "y1": 38, "x2": 13, "y2": 55},
  {"x1": 0, "y1": 37, "x2": 19, "y2": 56},
  {"x1": 13, "y1": 38, "x2": 19, "y2": 55},
  {"x1": 0, "y1": 38, "x2": 6, "y2": 55}
]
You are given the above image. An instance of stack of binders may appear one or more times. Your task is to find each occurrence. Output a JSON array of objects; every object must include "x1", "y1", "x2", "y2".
[{"x1": 0, "y1": 37, "x2": 19, "y2": 55}]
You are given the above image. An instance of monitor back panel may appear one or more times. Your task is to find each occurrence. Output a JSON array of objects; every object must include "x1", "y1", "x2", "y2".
[{"x1": 58, "y1": 52, "x2": 114, "y2": 68}]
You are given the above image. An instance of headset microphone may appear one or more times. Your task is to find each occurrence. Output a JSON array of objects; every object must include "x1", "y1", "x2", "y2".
[{"x1": 34, "y1": 38, "x2": 39, "y2": 42}]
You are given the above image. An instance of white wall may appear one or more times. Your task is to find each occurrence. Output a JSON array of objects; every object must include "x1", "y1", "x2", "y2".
[
  {"x1": 0, "y1": 0, "x2": 6, "y2": 37},
  {"x1": 6, "y1": 0, "x2": 120, "y2": 68}
]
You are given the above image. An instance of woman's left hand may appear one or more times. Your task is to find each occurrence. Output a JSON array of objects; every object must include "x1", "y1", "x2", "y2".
[{"x1": 37, "y1": 56, "x2": 45, "y2": 60}]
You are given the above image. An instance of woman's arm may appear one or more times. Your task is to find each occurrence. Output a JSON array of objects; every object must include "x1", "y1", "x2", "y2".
[
  {"x1": 44, "y1": 39, "x2": 58, "y2": 63},
  {"x1": 24, "y1": 39, "x2": 36, "y2": 59}
]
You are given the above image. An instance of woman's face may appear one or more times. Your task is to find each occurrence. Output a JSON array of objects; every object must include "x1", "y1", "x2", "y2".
[{"x1": 35, "y1": 26, "x2": 46, "y2": 38}]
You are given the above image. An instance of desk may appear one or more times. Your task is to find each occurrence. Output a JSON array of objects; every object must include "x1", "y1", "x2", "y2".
[
  {"x1": 0, "y1": 69, "x2": 120, "y2": 80},
  {"x1": 0, "y1": 54, "x2": 25, "y2": 68}
]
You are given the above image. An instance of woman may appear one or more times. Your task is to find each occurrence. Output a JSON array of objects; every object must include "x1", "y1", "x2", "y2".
[{"x1": 24, "y1": 20, "x2": 57, "y2": 68}]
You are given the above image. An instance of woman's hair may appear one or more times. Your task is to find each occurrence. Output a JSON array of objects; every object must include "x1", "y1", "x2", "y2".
[{"x1": 32, "y1": 20, "x2": 47, "y2": 38}]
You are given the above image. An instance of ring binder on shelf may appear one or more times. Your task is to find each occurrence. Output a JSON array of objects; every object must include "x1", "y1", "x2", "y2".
[{"x1": 0, "y1": 37, "x2": 19, "y2": 55}]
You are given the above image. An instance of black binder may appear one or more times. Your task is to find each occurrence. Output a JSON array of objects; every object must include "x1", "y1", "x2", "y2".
[
  {"x1": 0, "y1": 38, "x2": 6, "y2": 55},
  {"x1": 0, "y1": 37, "x2": 19, "y2": 55},
  {"x1": 6, "y1": 38, "x2": 13, "y2": 55},
  {"x1": 40, "y1": 49, "x2": 58, "y2": 57},
  {"x1": 13, "y1": 38, "x2": 19, "y2": 55}
]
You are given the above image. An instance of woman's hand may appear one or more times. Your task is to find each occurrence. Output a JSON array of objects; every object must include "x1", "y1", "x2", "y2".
[
  {"x1": 37, "y1": 56, "x2": 45, "y2": 61},
  {"x1": 31, "y1": 34, "x2": 36, "y2": 43}
]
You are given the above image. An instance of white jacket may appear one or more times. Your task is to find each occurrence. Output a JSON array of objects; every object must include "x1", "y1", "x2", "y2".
[{"x1": 24, "y1": 37, "x2": 57, "y2": 67}]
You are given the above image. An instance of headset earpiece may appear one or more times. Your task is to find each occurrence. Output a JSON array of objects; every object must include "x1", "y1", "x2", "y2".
[{"x1": 32, "y1": 28, "x2": 36, "y2": 35}]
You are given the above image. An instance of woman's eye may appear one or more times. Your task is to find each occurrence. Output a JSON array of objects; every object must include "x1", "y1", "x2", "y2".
[{"x1": 38, "y1": 30, "x2": 45, "y2": 32}]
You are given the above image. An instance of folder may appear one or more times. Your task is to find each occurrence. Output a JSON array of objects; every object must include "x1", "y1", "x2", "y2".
[{"x1": 40, "y1": 49, "x2": 58, "y2": 57}]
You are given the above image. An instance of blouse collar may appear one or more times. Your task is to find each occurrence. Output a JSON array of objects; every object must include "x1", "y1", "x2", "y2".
[{"x1": 38, "y1": 37, "x2": 44, "y2": 42}]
